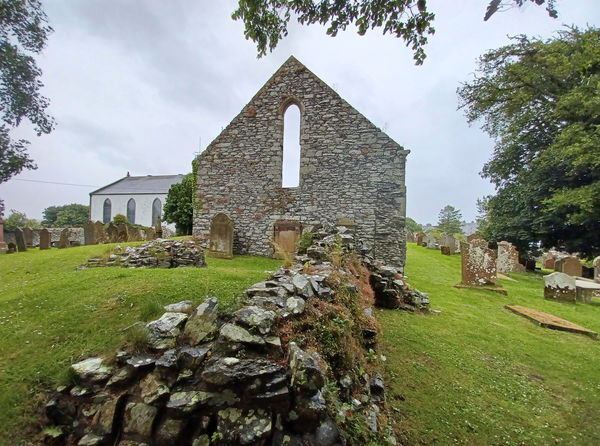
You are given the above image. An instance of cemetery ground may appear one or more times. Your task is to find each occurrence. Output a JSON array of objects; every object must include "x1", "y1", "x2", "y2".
[
  {"x1": 1, "y1": 243, "x2": 599, "y2": 444},
  {"x1": 0, "y1": 242, "x2": 281, "y2": 445},
  {"x1": 381, "y1": 243, "x2": 600, "y2": 445}
]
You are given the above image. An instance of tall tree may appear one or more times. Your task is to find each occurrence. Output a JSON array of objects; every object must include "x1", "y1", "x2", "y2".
[
  {"x1": 406, "y1": 217, "x2": 423, "y2": 233},
  {"x1": 436, "y1": 205, "x2": 463, "y2": 234},
  {"x1": 458, "y1": 27, "x2": 600, "y2": 257},
  {"x1": 42, "y1": 203, "x2": 89, "y2": 227},
  {"x1": 0, "y1": 0, "x2": 54, "y2": 184},
  {"x1": 233, "y1": 0, "x2": 558, "y2": 64},
  {"x1": 4, "y1": 209, "x2": 41, "y2": 231},
  {"x1": 163, "y1": 173, "x2": 194, "y2": 235}
]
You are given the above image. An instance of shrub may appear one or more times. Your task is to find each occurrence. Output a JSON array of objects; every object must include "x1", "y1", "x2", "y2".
[{"x1": 112, "y1": 214, "x2": 128, "y2": 225}]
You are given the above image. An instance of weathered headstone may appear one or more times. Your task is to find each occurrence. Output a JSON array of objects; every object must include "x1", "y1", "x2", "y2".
[
  {"x1": 594, "y1": 256, "x2": 600, "y2": 284},
  {"x1": 59, "y1": 229, "x2": 70, "y2": 249},
  {"x1": 542, "y1": 253, "x2": 556, "y2": 270},
  {"x1": 405, "y1": 231, "x2": 415, "y2": 243},
  {"x1": 7, "y1": 242, "x2": 16, "y2": 253},
  {"x1": 145, "y1": 226, "x2": 156, "y2": 241},
  {"x1": 14, "y1": 228, "x2": 27, "y2": 252},
  {"x1": 128, "y1": 227, "x2": 142, "y2": 242},
  {"x1": 273, "y1": 220, "x2": 301, "y2": 258},
  {"x1": 466, "y1": 233, "x2": 481, "y2": 243},
  {"x1": 209, "y1": 213, "x2": 234, "y2": 259},
  {"x1": 23, "y1": 227, "x2": 34, "y2": 247},
  {"x1": 496, "y1": 241, "x2": 526, "y2": 274},
  {"x1": 94, "y1": 221, "x2": 106, "y2": 244},
  {"x1": 155, "y1": 222, "x2": 163, "y2": 239},
  {"x1": 415, "y1": 232, "x2": 425, "y2": 246},
  {"x1": 560, "y1": 256, "x2": 582, "y2": 277},
  {"x1": 0, "y1": 219, "x2": 7, "y2": 253},
  {"x1": 83, "y1": 221, "x2": 96, "y2": 245},
  {"x1": 544, "y1": 272, "x2": 576, "y2": 303},
  {"x1": 423, "y1": 233, "x2": 437, "y2": 249},
  {"x1": 440, "y1": 234, "x2": 457, "y2": 255},
  {"x1": 106, "y1": 223, "x2": 118, "y2": 243},
  {"x1": 39, "y1": 228, "x2": 50, "y2": 250},
  {"x1": 116, "y1": 224, "x2": 129, "y2": 243},
  {"x1": 460, "y1": 240, "x2": 497, "y2": 286}
]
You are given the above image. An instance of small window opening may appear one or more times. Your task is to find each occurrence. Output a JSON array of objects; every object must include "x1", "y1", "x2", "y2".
[
  {"x1": 282, "y1": 104, "x2": 301, "y2": 187},
  {"x1": 152, "y1": 198, "x2": 162, "y2": 226},
  {"x1": 127, "y1": 198, "x2": 136, "y2": 224},
  {"x1": 103, "y1": 198, "x2": 111, "y2": 224}
]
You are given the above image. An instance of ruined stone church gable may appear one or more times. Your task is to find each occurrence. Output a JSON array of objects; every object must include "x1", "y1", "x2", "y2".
[{"x1": 193, "y1": 56, "x2": 409, "y2": 269}]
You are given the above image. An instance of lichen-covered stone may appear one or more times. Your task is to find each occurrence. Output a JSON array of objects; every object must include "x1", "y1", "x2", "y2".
[
  {"x1": 234, "y1": 306, "x2": 276, "y2": 335},
  {"x1": 123, "y1": 402, "x2": 158, "y2": 438},
  {"x1": 219, "y1": 323, "x2": 265, "y2": 346},
  {"x1": 71, "y1": 357, "x2": 113, "y2": 383},
  {"x1": 217, "y1": 408, "x2": 272, "y2": 445},
  {"x1": 183, "y1": 297, "x2": 219, "y2": 345},
  {"x1": 146, "y1": 312, "x2": 189, "y2": 350}
]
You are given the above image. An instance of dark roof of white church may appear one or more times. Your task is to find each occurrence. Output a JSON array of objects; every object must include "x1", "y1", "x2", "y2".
[{"x1": 90, "y1": 174, "x2": 185, "y2": 195}]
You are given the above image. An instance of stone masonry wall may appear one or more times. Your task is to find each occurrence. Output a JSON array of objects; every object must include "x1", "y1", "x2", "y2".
[{"x1": 193, "y1": 56, "x2": 409, "y2": 270}]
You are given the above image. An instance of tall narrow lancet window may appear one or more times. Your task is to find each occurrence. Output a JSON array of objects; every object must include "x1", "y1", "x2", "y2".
[
  {"x1": 152, "y1": 198, "x2": 162, "y2": 226},
  {"x1": 102, "y1": 198, "x2": 111, "y2": 223},
  {"x1": 127, "y1": 198, "x2": 136, "y2": 224},
  {"x1": 282, "y1": 104, "x2": 301, "y2": 187}
]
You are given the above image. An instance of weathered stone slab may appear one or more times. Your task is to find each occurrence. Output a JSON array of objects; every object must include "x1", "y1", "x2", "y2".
[
  {"x1": 544, "y1": 272, "x2": 576, "y2": 303},
  {"x1": 440, "y1": 233, "x2": 457, "y2": 255},
  {"x1": 273, "y1": 220, "x2": 301, "y2": 258},
  {"x1": 560, "y1": 256, "x2": 582, "y2": 277},
  {"x1": 83, "y1": 221, "x2": 96, "y2": 245},
  {"x1": 23, "y1": 227, "x2": 34, "y2": 247},
  {"x1": 59, "y1": 228, "x2": 70, "y2": 249},
  {"x1": 575, "y1": 279, "x2": 600, "y2": 304},
  {"x1": 209, "y1": 213, "x2": 233, "y2": 259},
  {"x1": 423, "y1": 233, "x2": 437, "y2": 249},
  {"x1": 542, "y1": 252, "x2": 556, "y2": 270},
  {"x1": 39, "y1": 228, "x2": 50, "y2": 250},
  {"x1": 415, "y1": 232, "x2": 425, "y2": 246},
  {"x1": 0, "y1": 220, "x2": 7, "y2": 253},
  {"x1": 466, "y1": 233, "x2": 481, "y2": 243},
  {"x1": 505, "y1": 305, "x2": 597, "y2": 339},
  {"x1": 94, "y1": 221, "x2": 107, "y2": 244},
  {"x1": 460, "y1": 241, "x2": 497, "y2": 286},
  {"x1": 15, "y1": 227, "x2": 27, "y2": 252},
  {"x1": 106, "y1": 223, "x2": 118, "y2": 243},
  {"x1": 496, "y1": 241, "x2": 526, "y2": 274},
  {"x1": 116, "y1": 224, "x2": 129, "y2": 243}
]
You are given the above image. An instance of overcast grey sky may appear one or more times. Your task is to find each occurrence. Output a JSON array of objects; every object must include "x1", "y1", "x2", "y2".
[{"x1": 0, "y1": 0, "x2": 598, "y2": 224}]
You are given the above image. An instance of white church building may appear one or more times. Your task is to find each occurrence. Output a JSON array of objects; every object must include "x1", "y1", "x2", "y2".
[{"x1": 89, "y1": 174, "x2": 184, "y2": 227}]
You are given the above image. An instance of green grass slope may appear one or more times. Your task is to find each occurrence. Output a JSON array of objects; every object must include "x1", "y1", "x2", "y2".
[
  {"x1": 0, "y1": 244, "x2": 280, "y2": 444},
  {"x1": 380, "y1": 243, "x2": 600, "y2": 445}
]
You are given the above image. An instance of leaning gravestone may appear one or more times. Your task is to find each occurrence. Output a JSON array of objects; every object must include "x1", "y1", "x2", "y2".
[
  {"x1": 544, "y1": 272, "x2": 576, "y2": 303},
  {"x1": 560, "y1": 256, "x2": 582, "y2": 277},
  {"x1": 0, "y1": 219, "x2": 7, "y2": 253},
  {"x1": 209, "y1": 213, "x2": 234, "y2": 259},
  {"x1": 106, "y1": 223, "x2": 118, "y2": 243},
  {"x1": 497, "y1": 241, "x2": 526, "y2": 273},
  {"x1": 460, "y1": 240, "x2": 497, "y2": 286},
  {"x1": 594, "y1": 257, "x2": 600, "y2": 284},
  {"x1": 23, "y1": 227, "x2": 34, "y2": 248},
  {"x1": 83, "y1": 221, "x2": 96, "y2": 245},
  {"x1": 39, "y1": 229, "x2": 50, "y2": 250},
  {"x1": 94, "y1": 221, "x2": 106, "y2": 244},
  {"x1": 14, "y1": 228, "x2": 27, "y2": 252},
  {"x1": 58, "y1": 229, "x2": 70, "y2": 249}
]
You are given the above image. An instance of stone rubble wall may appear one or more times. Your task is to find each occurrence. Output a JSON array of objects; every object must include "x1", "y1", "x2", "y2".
[
  {"x1": 41, "y1": 226, "x2": 428, "y2": 446},
  {"x1": 193, "y1": 56, "x2": 409, "y2": 271}
]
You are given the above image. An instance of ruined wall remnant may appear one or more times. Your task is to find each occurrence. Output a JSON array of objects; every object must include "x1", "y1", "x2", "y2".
[{"x1": 193, "y1": 56, "x2": 409, "y2": 270}]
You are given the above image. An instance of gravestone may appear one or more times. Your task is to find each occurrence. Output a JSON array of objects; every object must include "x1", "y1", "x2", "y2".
[
  {"x1": 560, "y1": 256, "x2": 582, "y2": 277},
  {"x1": 39, "y1": 229, "x2": 50, "y2": 250},
  {"x1": 440, "y1": 234, "x2": 457, "y2": 255},
  {"x1": 58, "y1": 229, "x2": 70, "y2": 248},
  {"x1": 423, "y1": 233, "x2": 437, "y2": 249},
  {"x1": 0, "y1": 219, "x2": 7, "y2": 253},
  {"x1": 496, "y1": 241, "x2": 526, "y2": 273},
  {"x1": 23, "y1": 227, "x2": 34, "y2": 248},
  {"x1": 128, "y1": 227, "x2": 142, "y2": 242},
  {"x1": 460, "y1": 240, "x2": 497, "y2": 286},
  {"x1": 544, "y1": 272, "x2": 576, "y2": 303},
  {"x1": 116, "y1": 224, "x2": 129, "y2": 243},
  {"x1": 405, "y1": 231, "x2": 415, "y2": 243},
  {"x1": 155, "y1": 222, "x2": 163, "y2": 239},
  {"x1": 83, "y1": 221, "x2": 96, "y2": 245},
  {"x1": 466, "y1": 233, "x2": 481, "y2": 243},
  {"x1": 94, "y1": 221, "x2": 107, "y2": 244},
  {"x1": 273, "y1": 220, "x2": 301, "y2": 258},
  {"x1": 594, "y1": 256, "x2": 600, "y2": 284},
  {"x1": 415, "y1": 232, "x2": 425, "y2": 246},
  {"x1": 106, "y1": 223, "x2": 118, "y2": 243},
  {"x1": 542, "y1": 253, "x2": 556, "y2": 270},
  {"x1": 7, "y1": 242, "x2": 16, "y2": 253},
  {"x1": 209, "y1": 213, "x2": 234, "y2": 259},
  {"x1": 14, "y1": 228, "x2": 27, "y2": 252},
  {"x1": 145, "y1": 227, "x2": 156, "y2": 240}
]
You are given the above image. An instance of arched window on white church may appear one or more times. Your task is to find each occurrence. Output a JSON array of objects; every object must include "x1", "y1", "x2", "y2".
[
  {"x1": 127, "y1": 198, "x2": 136, "y2": 224},
  {"x1": 103, "y1": 198, "x2": 111, "y2": 223},
  {"x1": 152, "y1": 198, "x2": 162, "y2": 226},
  {"x1": 282, "y1": 104, "x2": 301, "y2": 188}
]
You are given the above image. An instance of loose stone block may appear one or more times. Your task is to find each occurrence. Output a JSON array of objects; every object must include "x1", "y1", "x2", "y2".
[
  {"x1": 14, "y1": 227, "x2": 27, "y2": 252},
  {"x1": 39, "y1": 228, "x2": 50, "y2": 250},
  {"x1": 544, "y1": 272, "x2": 576, "y2": 303},
  {"x1": 460, "y1": 241, "x2": 497, "y2": 286},
  {"x1": 560, "y1": 256, "x2": 582, "y2": 277},
  {"x1": 209, "y1": 213, "x2": 233, "y2": 259},
  {"x1": 496, "y1": 241, "x2": 526, "y2": 274}
]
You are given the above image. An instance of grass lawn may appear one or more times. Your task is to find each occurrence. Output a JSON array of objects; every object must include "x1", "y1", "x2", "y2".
[
  {"x1": 0, "y1": 243, "x2": 280, "y2": 445},
  {"x1": 380, "y1": 243, "x2": 600, "y2": 445}
]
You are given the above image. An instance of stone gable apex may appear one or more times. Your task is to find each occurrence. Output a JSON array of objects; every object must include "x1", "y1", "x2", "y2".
[{"x1": 198, "y1": 56, "x2": 408, "y2": 159}]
